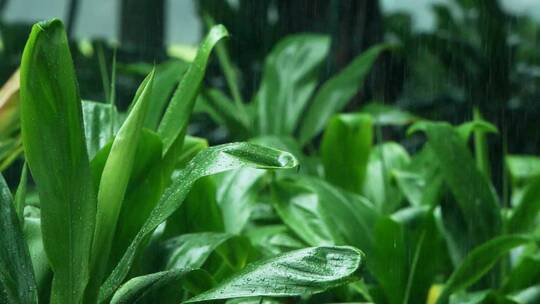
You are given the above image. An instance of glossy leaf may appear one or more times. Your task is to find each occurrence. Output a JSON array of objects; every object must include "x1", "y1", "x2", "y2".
[
  {"x1": 185, "y1": 246, "x2": 364, "y2": 303},
  {"x1": 162, "y1": 233, "x2": 234, "y2": 270},
  {"x1": 0, "y1": 174, "x2": 37, "y2": 304},
  {"x1": 361, "y1": 102, "x2": 417, "y2": 126},
  {"x1": 158, "y1": 25, "x2": 228, "y2": 154},
  {"x1": 99, "y1": 143, "x2": 297, "y2": 302},
  {"x1": 298, "y1": 44, "x2": 388, "y2": 145},
  {"x1": 20, "y1": 19, "x2": 96, "y2": 303},
  {"x1": 321, "y1": 113, "x2": 373, "y2": 193},
  {"x1": 255, "y1": 34, "x2": 330, "y2": 136},
  {"x1": 110, "y1": 268, "x2": 200, "y2": 304}
]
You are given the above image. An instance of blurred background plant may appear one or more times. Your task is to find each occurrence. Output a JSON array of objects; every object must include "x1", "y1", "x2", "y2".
[{"x1": 1, "y1": 0, "x2": 540, "y2": 193}]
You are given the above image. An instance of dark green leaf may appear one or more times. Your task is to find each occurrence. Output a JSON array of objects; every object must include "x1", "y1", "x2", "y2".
[
  {"x1": 0, "y1": 174, "x2": 37, "y2": 304},
  {"x1": 321, "y1": 113, "x2": 373, "y2": 193},
  {"x1": 414, "y1": 122, "x2": 501, "y2": 248},
  {"x1": 438, "y1": 235, "x2": 533, "y2": 303}
]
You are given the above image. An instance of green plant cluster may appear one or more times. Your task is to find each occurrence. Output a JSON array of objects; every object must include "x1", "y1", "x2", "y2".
[{"x1": 1, "y1": 18, "x2": 540, "y2": 304}]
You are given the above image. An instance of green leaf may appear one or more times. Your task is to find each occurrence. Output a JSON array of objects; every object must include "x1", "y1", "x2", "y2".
[
  {"x1": 185, "y1": 246, "x2": 364, "y2": 303},
  {"x1": 216, "y1": 168, "x2": 267, "y2": 234},
  {"x1": 110, "y1": 268, "x2": 199, "y2": 304},
  {"x1": 438, "y1": 235, "x2": 533, "y2": 303},
  {"x1": 20, "y1": 19, "x2": 96, "y2": 303},
  {"x1": 362, "y1": 142, "x2": 410, "y2": 213},
  {"x1": 82, "y1": 100, "x2": 121, "y2": 159},
  {"x1": 89, "y1": 70, "x2": 155, "y2": 296},
  {"x1": 22, "y1": 207, "x2": 50, "y2": 301},
  {"x1": 203, "y1": 14, "x2": 248, "y2": 121},
  {"x1": 506, "y1": 155, "x2": 540, "y2": 187},
  {"x1": 416, "y1": 122, "x2": 502, "y2": 248},
  {"x1": 273, "y1": 175, "x2": 379, "y2": 253},
  {"x1": 298, "y1": 44, "x2": 388, "y2": 145},
  {"x1": 162, "y1": 232, "x2": 234, "y2": 270},
  {"x1": 14, "y1": 162, "x2": 28, "y2": 222},
  {"x1": 321, "y1": 113, "x2": 373, "y2": 193},
  {"x1": 197, "y1": 89, "x2": 250, "y2": 139},
  {"x1": 0, "y1": 174, "x2": 37, "y2": 304},
  {"x1": 99, "y1": 143, "x2": 297, "y2": 302},
  {"x1": 361, "y1": 102, "x2": 418, "y2": 126},
  {"x1": 255, "y1": 34, "x2": 330, "y2": 136},
  {"x1": 158, "y1": 25, "x2": 229, "y2": 154},
  {"x1": 144, "y1": 60, "x2": 188, "y2": 130},
  {"x1": 393, "y1": 146, "x2": 444, "y2": 207},
  {"x1": 507, "y1": 175, "x2": 540, "y2": 233}
]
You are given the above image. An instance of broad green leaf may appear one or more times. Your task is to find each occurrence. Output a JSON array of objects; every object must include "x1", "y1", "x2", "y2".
[
  {"x1": 104, "y1": 130, "x2": 164, "y2": 271},
  {"x1": 0, "y1": 174, "x2": 37, "y2": 304},
  {"x1": 370, "y1": 217, "x2": 407, "y2": 304},
  {"x1": 507, "y1": 175, "x2": 540, "y2": 233},
  {"x1": 273, "y1": 175, "x2": 379, "y2": 254},
  {"x1": 362, "y1": 142, "x2": 410, "y2": 213},
  {"x1": 361, "y1": 102, "x2": 417, "y2": 126},
  {"x1": 255, "y1": 34, "x2": 330, "y2": 136},
  {"x1": 89, "y1": 70, "x2": 155, "y2": 297},
  {"x1": 99, "y1": 143, "x2": 297, "y2": 302},
  {"x1": 414, "y1": 122, "x2": 501, "y2": 249},
  {"x1": 502, "y1": 252, "x2": 540, "y2": 293},
  {"x1": 158, "y1": 25, "x2": 229, "y2": 154},
  {"x1": 20, "y1": 19, "x2": 96, "y2": 303},
  {"x1": 185, "y1": 246, "x2": 364, "y2": 303},
  {"x1": 216, "y1": 168, "x2": 267, "y2": 234},
  {"x1": 472, "y1": 108, "x2": 491, "y2": 177},
  {"x1": 394, "y1": 146, "x2": 444, "y2": 207},
  {"x1": 506, "y1": 155, "x2": 540, "y2": 187},
  {"x1": 82, "y1": 100, "x2": 121, "y2": 159},
  {"x1": 509, "y1": 285, "x2": 540, "y2": 304},
  {"x1": 162, "y1": 233, "x2": 234, "y2": 270},
  {"x1": 298, "y1": 44, "x2": 388, "y2": 145},
  {"x1": 321, "y1": 113, "x2": 373, "y2": 193},
  {"x1": 110, "y1": 268, "x2": 201, "y2": 304},
  {"x1": 245, "y1": 225, "x2": 305, "y2": 257},
  {"x1": 437, "y1": 235, "x2": 533, "y2": 303}
]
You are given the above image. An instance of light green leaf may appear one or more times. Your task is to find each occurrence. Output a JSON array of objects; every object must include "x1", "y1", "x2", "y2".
[
  {"x1": 255, "y1": 34, "x2": 330, "y2": 136},
  {"x1": 89, "y1": 70, "x2": 155, "y2": 297},
  {"x1": 20, "y1": 19, "x2": 96, "y2": 303},
  {"x1": 99, "y1": 143, "x2": 297, "y2": 302},
  {"x1": 361, "y1": 102, "x2": 418, "y2": 126},
  {"x1": 185, "y1": 246, "x2": 364, "y2": 303},
  {"x1": 507, "y1": 175, "x2": 540, "y2": 233},
  {"x1": 0, "y1": 174, "x2": 37, "y2": 304},
  {"x1": 158, "y1": 25, "x2": 229, "y2": 154},
  {"x1": 298, "y1": 44, "x2": 388, "y2": 145},
  {"x1": 321, "y1": 113, "x2": 373, "y2": 193}
]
